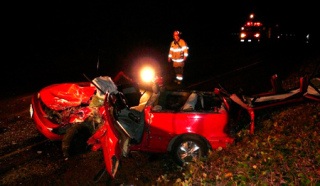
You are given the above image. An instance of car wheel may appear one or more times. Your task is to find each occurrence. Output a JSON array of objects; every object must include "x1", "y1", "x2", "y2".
[
  {"x1": 62, "y1": 123, "x2": 92, "y2": 157},
  {"x1": 171, "y1": 135, "x2": 208, "y2": 166}
]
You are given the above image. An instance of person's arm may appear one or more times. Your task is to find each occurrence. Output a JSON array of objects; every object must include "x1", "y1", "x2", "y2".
[
  {"x1": 168, "y1": 42, "x2": 173, "y2": 62},
  {"x1": 182, "y1": 40, "x2": 189, "y2": 61}
]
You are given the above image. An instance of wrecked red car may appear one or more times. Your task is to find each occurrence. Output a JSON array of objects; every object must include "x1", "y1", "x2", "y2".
[
  {"x1": 29, "y1": 74, "x2": 142, "y2": 157},
  {"x1": 30, "y1": 72, "x2": 237, "y2": 161},
  {"x1": 30, "y1": 68, "x2": 319, "y2": 180}
]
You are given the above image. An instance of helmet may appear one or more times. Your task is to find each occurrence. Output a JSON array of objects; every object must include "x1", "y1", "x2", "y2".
[{"x1": 173, "y1": 30, "x2": 182, "y2": 36}]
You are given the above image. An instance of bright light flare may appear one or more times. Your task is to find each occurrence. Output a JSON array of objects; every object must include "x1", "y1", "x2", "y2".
[
  {"x1": 240, "y1": 32, "x2": 246, "y2": 38},
  {"x1": 140, "y1": 67, "x2": 155, "y2": 83}
]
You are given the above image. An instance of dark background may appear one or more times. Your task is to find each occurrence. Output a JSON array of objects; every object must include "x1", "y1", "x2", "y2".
[
  {"x1": 1, "y1": 2, "x2": 319, "y2": 184},
  {"x1": 3, "y1": 1, "x2": 319, "y2": 98}
]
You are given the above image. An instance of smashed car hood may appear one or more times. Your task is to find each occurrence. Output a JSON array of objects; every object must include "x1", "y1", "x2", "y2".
[{"x1": 39, "y1": 83, "x2": 96, "y2": 110}]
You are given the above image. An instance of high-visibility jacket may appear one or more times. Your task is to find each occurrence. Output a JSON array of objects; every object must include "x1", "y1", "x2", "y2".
[{"x1": 168, "y1": 39, "x2": 189, "y2": 63}]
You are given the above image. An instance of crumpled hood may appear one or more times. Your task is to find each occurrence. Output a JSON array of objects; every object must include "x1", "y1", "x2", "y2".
[
  {"x1": 40, "y1": 76, "x2": 119, "y2": 111},
  {"x1": 39, "y1": 83, "x2": 96, "y2": 110}
]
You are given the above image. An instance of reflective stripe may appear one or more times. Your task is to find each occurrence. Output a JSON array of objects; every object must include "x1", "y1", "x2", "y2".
[
  {"x1": 176, "y1": 76, "x2": 183, "y2": 81},
  {"x1": 181, "y1": 46, "x2": 188, "y2": 50},
  {"x1": 172, "y1": 59, "x2": 184, "y2": 62},
  {"x1": 170, "y1": 48, "x2": 184, "y2": 52}
]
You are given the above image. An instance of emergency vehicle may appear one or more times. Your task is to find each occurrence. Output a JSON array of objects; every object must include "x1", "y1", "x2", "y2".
[{"x1": 240, "y1": 13, "x2": 266, "y2": 42}]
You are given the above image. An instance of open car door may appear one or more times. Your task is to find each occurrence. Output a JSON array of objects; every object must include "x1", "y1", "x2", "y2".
[{"x1": 87, "y1": 95, "x2": 126, "y2": 179}]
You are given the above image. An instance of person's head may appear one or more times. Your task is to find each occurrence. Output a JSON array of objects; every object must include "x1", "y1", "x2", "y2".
[{"x1": 173, "y1": 30, "x2": 181, "y2": 41}]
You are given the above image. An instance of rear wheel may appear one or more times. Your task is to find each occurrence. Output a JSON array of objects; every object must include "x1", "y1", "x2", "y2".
[{"x1": 171, "y1": 135, "x2": 209, "y2": 166}]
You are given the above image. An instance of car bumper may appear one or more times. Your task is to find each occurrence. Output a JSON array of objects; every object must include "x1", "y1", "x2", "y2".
[{"x1": 30, "y1": 93, "x2": 63, "y2": 140}]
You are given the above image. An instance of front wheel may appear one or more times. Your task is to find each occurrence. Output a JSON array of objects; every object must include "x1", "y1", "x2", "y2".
[
  {"x1": 62, "y1": 123, "x2": 92, "y2": 158},
  {"x1": 171, "y1": 135, "x2": 209, "y2": 166}
]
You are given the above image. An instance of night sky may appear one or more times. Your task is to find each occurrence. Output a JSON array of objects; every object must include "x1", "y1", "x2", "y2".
[
  {"x1": 12, "y1": 1, "x2": 318, "y2": 51},
  {"x1": 3, "y1": 1, "x2": 319, "y2": 91}
]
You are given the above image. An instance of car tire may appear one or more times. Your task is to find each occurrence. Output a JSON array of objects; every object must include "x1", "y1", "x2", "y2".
[
  {"x1": 62, "y1": 123, "x2": 92, "y2": 157},
  {"x1": 171, "y1": 135, "x2": 208, "y2": 166}
]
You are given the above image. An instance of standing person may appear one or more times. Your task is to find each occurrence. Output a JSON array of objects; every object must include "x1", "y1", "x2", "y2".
[{"x1": 168, "y1": 30, "x2": 189, "y2": 84}]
